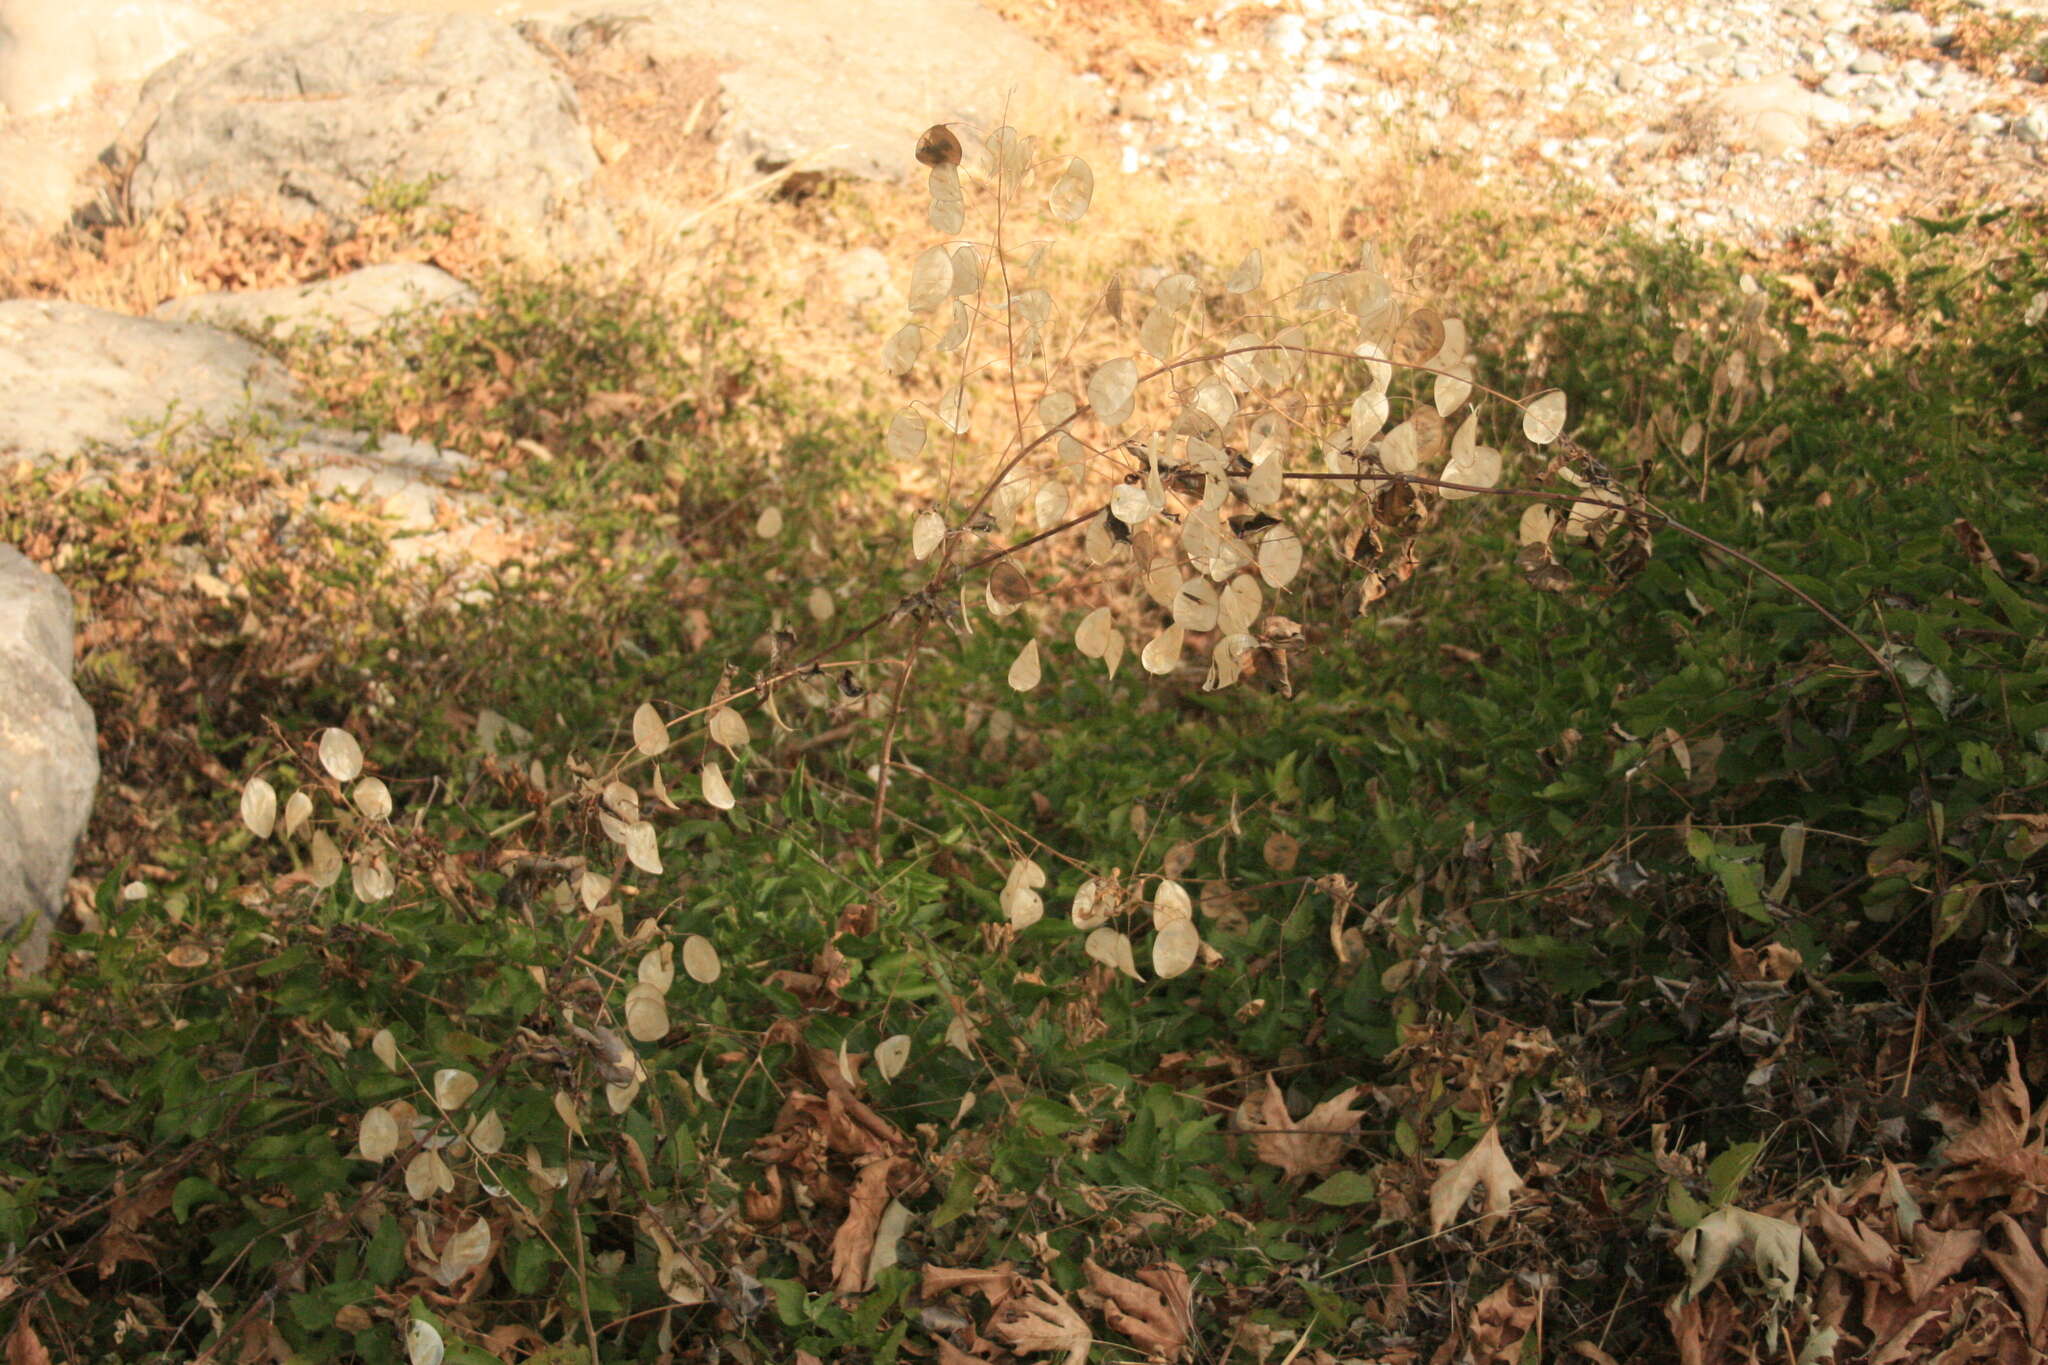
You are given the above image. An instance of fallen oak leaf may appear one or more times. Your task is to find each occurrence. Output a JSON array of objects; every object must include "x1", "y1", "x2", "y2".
[
  {"x1": 990, "y1": 1278, "x2": 1092, "y2": 1365},
  {"x1": 831, "y1": 1155, "x2": 911, "y2": 1293},
  {"x1": 1428, "y1": 1125, "x2": 1526, "y2": 1236},
  {"x1": 1983, "y1": 1213, "x2": 2048, "y2": 1346},
  {"x1": 6, "y1": 1318, "x2": 52, "y2": 1365},
  {"x1": 1674, "y1": 1205, "x2": 1817, "y2": 1305},
  {"x1": 924, "y1": 1262, "x2": 1025, "y2": 1309},
  {"x1": 1469, "y1": 1279, "x2": 1539, "y2": 1365},
  {"x1": 1242, "y1": 1074, "x2": 1367, "y2": 1181},
  {"x1": 1083, "y1": 1259, "x2": 1193, "y2": 1361}
]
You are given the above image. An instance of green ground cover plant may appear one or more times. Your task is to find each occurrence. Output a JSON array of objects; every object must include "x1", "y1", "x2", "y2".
[{"x1": 2, "y1": 127, "x2": 2045, "y2": 1365}]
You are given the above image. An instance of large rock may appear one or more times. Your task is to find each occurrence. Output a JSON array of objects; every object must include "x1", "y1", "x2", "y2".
[
  {"x1": 533, "y1": 0, "x2": 1096, "y2": 181},
  {"x1": 0, "y1": 546, "x2": 97, "y2": 975},
  {"x1": 0, "y1": 0, "x2": 226, "y2": 116},
  {"x1": 119, "y1": 13, "x2": 605, "y2": 240},
  {"x1": 152, "y1": 263, "x2": 478, "y2": 340},
  {"x1": 0, "y1": 300, "x2": 298, "y2": 462},
  {"x1": 1701, "y1": 73, "x2": 1865, "y2": 157}
]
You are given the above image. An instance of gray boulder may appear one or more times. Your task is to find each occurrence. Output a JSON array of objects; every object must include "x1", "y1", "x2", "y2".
[
  {"x1": 119, "y1": 13, "x2": 605, "y2": 240},
  {"x1": 534, "y1": 0, "x2": 1096, "y2": 182},
  {"x1": 152, "y1": 263, "x2": 478, "y2": 340},
  {"x1": 0, "y1": 300, "x2": 298, "y2": 463},
  {"x1": 0, "y1": 0, "x2": 227, "y2": 116},
  {"x1": 0, "y1": 546, "x2": 98, "y2": 975}
]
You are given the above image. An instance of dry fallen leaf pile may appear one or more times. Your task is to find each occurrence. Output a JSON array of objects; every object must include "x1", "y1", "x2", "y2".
[{"x1": 1671, "y1": 1041, "x2": 2048, "y2": 1363}]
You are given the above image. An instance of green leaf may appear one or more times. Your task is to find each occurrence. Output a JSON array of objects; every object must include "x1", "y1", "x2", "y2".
[
  {"x1": 1304, "y1": 1171, "x2": 1377, "y2": 1207},
  {"x1": 172, "y1": 1176, "x2": 227, "y2": 1223},
  {"x1": 1707, "y1": 1141, "x2": 1763, "y2": 1206},
  {"x1": 1666, "y1": 1179, "x2": 1708, "y2": 1230}
]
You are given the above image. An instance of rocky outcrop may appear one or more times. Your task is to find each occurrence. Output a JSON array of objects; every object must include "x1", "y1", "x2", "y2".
[
  {"x1": 0, "y1": 547, "x2": 98, "y2": 975},
  {"x1": 152, "y1": 263, "x2": 478, "y2": 340},
  {"x1": 0, "y1": 300, "x2": 298, "y2": 461},
  {"x1": 0, "y1": 0, "x2": 226, "y2": 116},
  {"x1": 531, "y1": 0, "x2": 1098, "y2": 182},
  {"x1": 119, "y1": 13, "x2": 606, "y2": 242}
]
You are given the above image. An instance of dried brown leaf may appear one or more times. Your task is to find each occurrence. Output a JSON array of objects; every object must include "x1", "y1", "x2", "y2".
[
  {"x1": 990, "y1": 1280, "x2": 1092, "y2": 1365},
  {"x1": 923, "y1": 1261, "x2": 1025, "y2": 1308},
  {"x1": 831, "y1": 1155, "x2": 911, "y2": 1293},
  {"x1": 1084, "y1": 1259, "x2": 1192, "y2": 1361},
  {"x1": 1469, "y1": 1280, "x2": 1539, "y2": 1365},
  {"x1": 1245, "y1": 1075, "x2": 1365, "y2": 1181},
  {"x1": 5, "y1": 1319, "x2": 51, "y2": 1365},
  {"x1": 1428, "y1": 1125, "x2": 1526, "y2": 1235},
  {"x1": 1984, "y1": 1213, "x2": 2048, "y2": 1345}
]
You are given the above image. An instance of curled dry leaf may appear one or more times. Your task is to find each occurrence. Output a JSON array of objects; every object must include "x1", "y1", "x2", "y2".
[
  {"x1": 1245, "y1": 1074, "x2": 1366, "y2": 1180},
  {"x1": 1008, "y1": 639, "x2": 1043, "y2": 692},
  {"x1": 1469, "y1": 1281, "x2": 1539, "y2": 1365},
  {"x1": 351, "y1": 857, "x2": 395, "y2": 904},
  {"x1": 282, "y1": 789, "x2": 312, "y2": 839},
  {"x1": 1152, "y1": 919, "x2": 1200, "y2": 979},
  {"x1": 916, "y1": 123, "x2": 963, "y2": 168},
  {"x1": 318, "y1": 727, "x2": 363, "y2": 782},
  {"x1": 623, "y1": 820, "x2": 662, "y2": 873},
  {"x1": 882, "y1": 322, "x2": 922, "y2": 375},
  {"x1": 1085, "y1": 927, "x2": 1141, "y2": 980},
  {"x1": 1047, "y1": 156, "x2": 1093, "y2": 221},
  {"x1": 912, "y1": 509, "x2": 946, "y2": 561},
  {"x1": 708, "y1": 705, "x2": 750, "y2": 752},
  {"x1": 831, "y1": 1155, "x2": 912, "y2": 1293},
  {"x1": 682, "y1": 934, "x2": 720, "y2": 984},
  {"x1": 1071, "y1": 877, "x2": 1112, "y2": 930},
  {"x1": 1084, "y1": 1260, "x2": 1193, "y2": 1362},
  {"x1": 1088, "y1": 357, "x2": 1138, "y2": 428},
  {"x1": 875, "y1": 1034, "x2": 911, "y2": 1082},
  {"x1": 632, "y1": 702, "x2": 669, "y2": 757},
  {"x1": 468, "y1": 1109, "x2": 505, "y2": 1156},
  {"x1": 990, "y1": 1279, "x2": 1092, "y2": 1365},
  {"x1": 352, "y1": 776, "x2": 393, "y2": 821},
  {"x1": 434, "y1": 1068, "x2": 478, "y2": 1111},
  {"x1": 1257, "y1": 525, "x2": 1303, "y2": 588},
  {"x1": 1522, "y1": 388, "x2": 1568, "y2": 445},
  {"x1": 1428, "y1": 1125, "x2": 1527, "y2": 1235},
  {"x1": 1002, "y1": 858, "x2": 1047, "y2": 929},
  {"x1": 1140, "y1": 623, "x2": 1185, "y2": 676},
  {"x1": 625, "y1": 985, "x2": 668, "y2": 1041},
  {"x1": 404, "y1": 1149, "x2": 453, "y2": 1201},
  {"x1": 358, "y1": 1105, "x2": 400, "y2": 1161},
  {"x1": 700, "y1": 762, "x2": 736, "y2": 812},
  {"x1": 1674, "y1": 1205, "x2": 1814, "y2": 1304},
  {"x1": 908, "y1": 245, "x2": 951, "y2": 313},
  {"x1": 1075, "y1": 606, "x2": 1113, "y2": 659},
  {"x1": 888, "y1": 409, "x2": 927, "y2": 461},
  {"x1": 407, "y1": 1321, "x2": 443, "y2": 1365},
  {"x1": 434, "y1": 1217, "x2": 493, "y2": 1288},
  {"x1": 1226, "y1": 248, "x2": 1263, "y2": 294},
  {"x1": 240, "y1": 776, "x2": 276, "y2": 838}
]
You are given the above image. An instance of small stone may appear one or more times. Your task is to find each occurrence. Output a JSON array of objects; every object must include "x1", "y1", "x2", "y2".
[
  {"x1": 1967, "y1": 111, "x2": 2006, "y2": 137},
  {"x1": 2016, "y1": 108, "x2": 2048, "y2": 144},
  {"x1": 1263, "y1": 14, "x2": 1308, "y2": 60},
  {"x1": 1614, "y1": 61, "x2": 1644, "y2": 92},
  {"x1": 1849, "y1": 51, "x2": 1886, "y2": 75}
]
